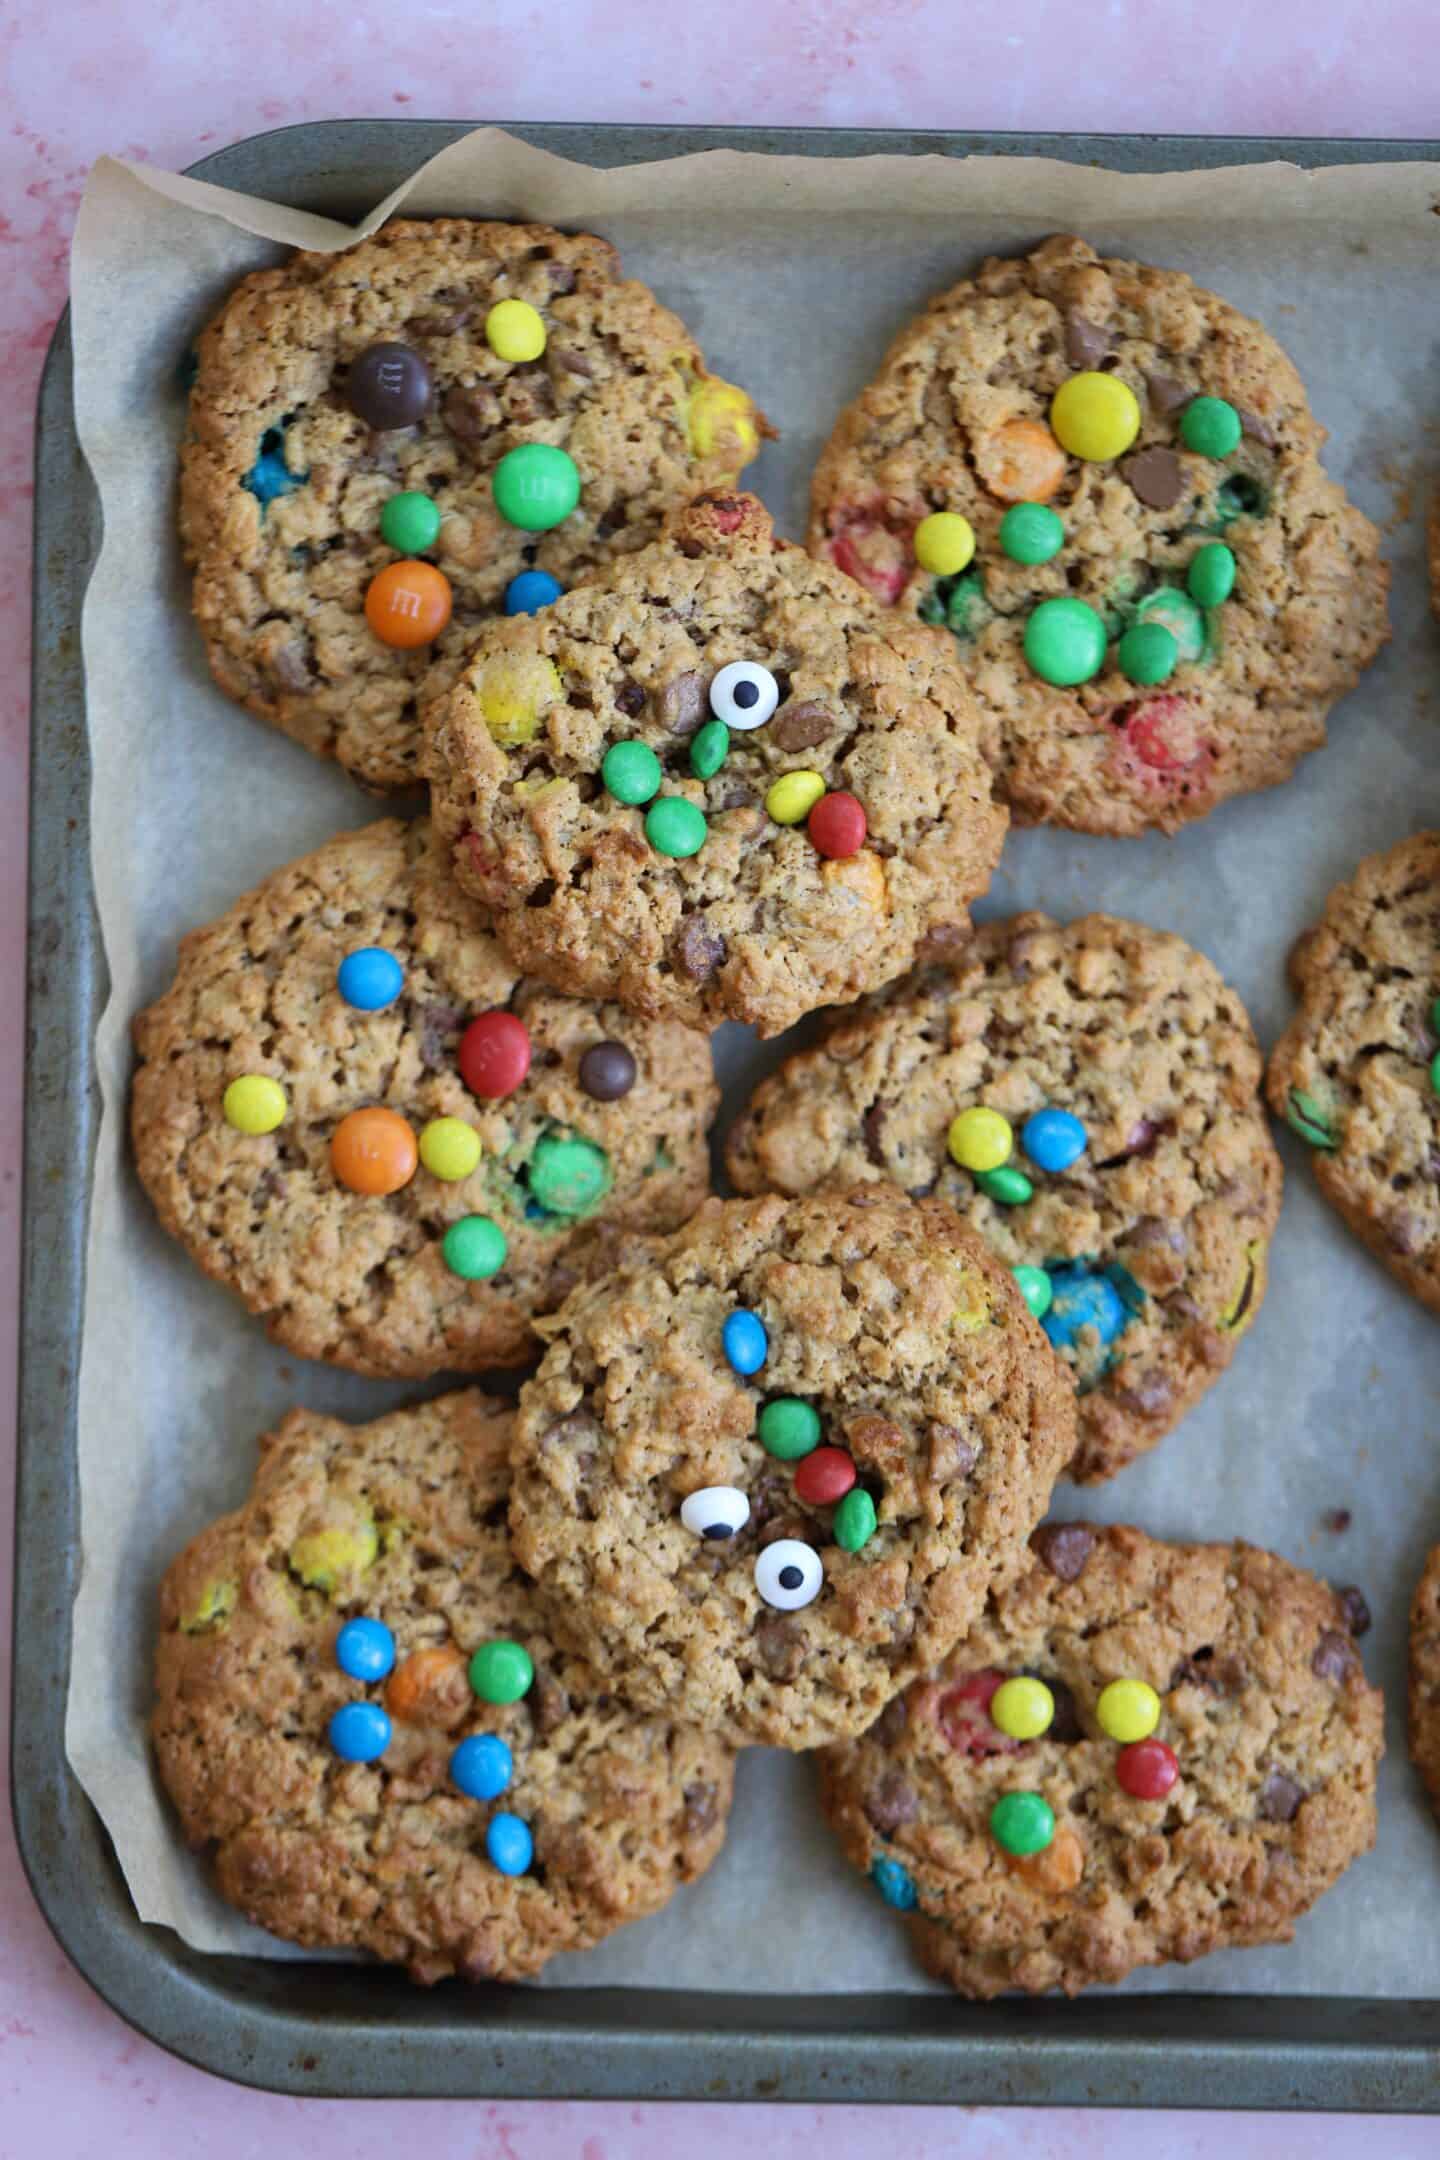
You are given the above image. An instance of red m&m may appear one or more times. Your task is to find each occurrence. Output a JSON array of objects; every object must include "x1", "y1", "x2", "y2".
[
  {"x1": 1115, "y1": 1738, "x2": 1179, "y2": 1800},
  {"x1": 808, "y1": 791, "x2": 867, "y2": 860},
  {"x1": 794, "y1": 1447, "x2": 858, "y2": 1506},
  {"x1": 458, "y1": 1011, "x2": 532, "y2": 1099}
]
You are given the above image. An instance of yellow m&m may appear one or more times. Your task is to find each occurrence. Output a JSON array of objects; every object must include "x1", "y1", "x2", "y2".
[
  {"x1": 765, "y1": 770, "x2": 826, "y2": 826},
  {"x1": 1050, "y1": 372, "x2": 1141, "y2": 463},
  {"x1": 485, "y1": 298, "x2": 547, "y2": 363},
  {"x1": 947, "y1": 1106, "x2": 1014, "y2": 1173},
  {"x1": 914, "y1": 512, "x2": 975, "y2": 577},
  {"x1": 990, "y1": 1676, "x2": 1055, "y2": 1740},
  {"x1": 1097, "y1": 1677, "x2": 1161, "y2": 1743},
  {"x1": 223, "y1": 1075, "x2": 287, "y2": 1134},
  {"x1": 419, "y1": 1117, "x2": 482, "y2": 1182}
]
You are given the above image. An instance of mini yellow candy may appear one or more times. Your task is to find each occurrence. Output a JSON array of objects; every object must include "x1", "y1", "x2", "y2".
[
  {"x1": 419, "y1": 1116, "x2": 482, "y2": 1182},
  {"x1": 289, "y1": 1515, "x2": 379, "y2": 1593},
  {"x1": 991, "y1": 1675, "x2": 1055, "y2": 1740},
  {"x1": 765, "y1": 770, "x2": 826, "y2": 825},
  {"x1": 684, "y1": 373, "x2": 759, "y2": 467},
  {"x1": 223, "y1": 1074, "x2": 287, "y2": 1135},
  {"x1": 914, "y1": 511, "x2": 976, "y2": 577},
  {"x1": 178, "y1": 1578, "x2": 237, "y2": 1635},
  {"x1": 1050, "y1": 372, "x2": 1141, "y2": 463},
  {"x1": 1097, "y1": 1677, "x2": 1161, "y2": 1743},
  {"x1": 485, "y1": 298, "x2": 547, "y2": 363},
  {"x1": 947, "y1": 1106, "x2": 1014, "y2": 1173},
  {"x1": 476, "y1": 653, "x2": 563, "y2": 749}
]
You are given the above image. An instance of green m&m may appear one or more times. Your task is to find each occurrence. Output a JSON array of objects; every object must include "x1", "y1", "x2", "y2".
[
  {"x1": 527, "y1": 1133, "x2": 611, "y2": 1216},
  {"x1": 1013, "y1": 1264, "x2": 1053, "y2": 1319},
  {"x1": 989, "y1": 1790, "x2": 1055, "y2": 1857},
  {"x1": 1134, "y1": 586, "x2": 1206, "y2": 663},
  {"x1": 645, "y1": 796, "x2": 708, "y2": 858},
  {"x1": 442, "y1": 1215, "x2": 507, "y2": 1279},
  {"x1": 690, "y1": 719, "x2": 730, "y2": 779},
  {"x1": 470, "y1": 1639, "x2": 534, "y2": 1704},
  {"x1": 976, "y1": 1165, "x2": 1033, "y2": 1206},
  {"x1": 833, "y1": 1486, "x2": 877, "y2": 1553},
  {"x1": 1180, "y1": 396, "x2": 1242, "y2": 460},
  {"x1": 380, "y1": 490, "x2": 442, "y2": 553},
  {"x1": 758, "y1": 1397, "x2": 821, "y2": 1461},
  {"x1": 1117, "y1": 621, "x2": 1178, "y2": 687},
  {"x1": 602, "y1": 739, "x2": 662, "y2": 805},
  {"x1": 1187, "y1": 542, "x2": 1236, "y2": 609},
  {"x1": 492, "y1": 443, "x2": 581, "y2": 532},
  {"x1": 999, "y1": 502, "x2": 1064, "y2": 566},
  {"x1": 1023, "y1": 597, "x2": 1107, "y2": 687}
]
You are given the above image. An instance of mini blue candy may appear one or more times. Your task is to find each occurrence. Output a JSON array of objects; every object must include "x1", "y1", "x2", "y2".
[
  {"x1": 337, "y1": 947, "x2": 404, "y2": 1011},
  {"x1": 335, "y1": 1616, "x2": 396, "y2": 1683},
  {"x1": 503, "y1": 569, "x2": 565, "y2": 616},
  {"x1": 485, "y1": 1811, "x2": 534, "y2": 1876},
  {"x1": 242, "y1": 426, "x2": 304, "y2": 507},
  {"x1": 870, "y1": 1856, "x2": 918, "y2": 1911},
  {"x1": 1041, "y1": 1264, "x2": 1128, "y2": 1353},
  {"x1": 450, "y1": 1733, "x2": 513, "y2": 1801},
  {"x1": 722, "y1": 1308, "x2": 769, "y2": 1376},
  {"x1": 328, "y1": 1701, "x2": 392, "y2": 1763},
  {"x1": 1021, "y1": 1107, "x2": 1087, "y2": 1173}
]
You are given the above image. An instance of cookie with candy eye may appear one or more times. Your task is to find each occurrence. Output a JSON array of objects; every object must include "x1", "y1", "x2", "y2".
[
  {"x1": 424, "y1": 490, "x2": 1008, "y2": 1039},
  {"x1": 818, "y1": 1523, "x2": 1382, "y2": 1998},
  {"x1": 727, "y1": 911, "x2": 1283, "y2": 1484},
  {"x1": 1266, "y1": 831, "x2": 1440, "y2": 1314},
  {"x1": 180, "y1": 218, "x2": 767, "y2": 792},
  {"x1": 130, "y1": 816, "x2": 716, "y2": 1377},
  {"x1": 809, "y1": 233, "x2": 1388, "y2": 837},
  {"x1": 507, "y1": 1186, "x2": 1075, "y2": 1749},
  {"x1": 152, "y1": 1390, "x2": 734, "y2": 1982}
]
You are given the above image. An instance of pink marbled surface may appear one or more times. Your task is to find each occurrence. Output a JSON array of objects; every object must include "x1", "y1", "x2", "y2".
[{"x1": 3, "y1": 4, "x2": 1433, "y2": 2149}]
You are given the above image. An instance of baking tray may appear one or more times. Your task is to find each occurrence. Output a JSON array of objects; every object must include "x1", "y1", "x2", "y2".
[{"x1": 16, "y1": 118, "x2": 1440, "y2": 2108}]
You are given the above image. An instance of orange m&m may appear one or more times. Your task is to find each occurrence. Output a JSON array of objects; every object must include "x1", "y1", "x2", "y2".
[
  {"x1": 364, "y1": 560, "x2": 453, "y2": 649},
  {"x1": 974, "y1": 418, "x2": 1066, "y2": 505},
  {"x1": 385, "y1": 1643, "x2": 470, "y2": 1728},
  {"x1": 331, "y1": 1106, "x2": 418, "y2": 1195}
]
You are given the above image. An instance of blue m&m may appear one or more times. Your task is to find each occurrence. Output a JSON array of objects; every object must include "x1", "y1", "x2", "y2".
[
  {"x1": 450, "y1": 1733, "x2": 513, "y2": 1802},
  {"x1": 337, "y1": 947, "x2": 404, "y2": 1012},
  {"x1": 1041, "y1": 1264, "x2": 1128, "y2": 1352},
  {"x1": 335, "y1": 1616, "x2": 396, "y2": 1683},
  {"x1": 503, "y1": 569, "x2": 565, "y2": 616},
  {"x1": 328, "y1": 1701, "x2": 392, "y2": 1763},
  {"x1": 1021, "y1": 1107, "x2": 1087, "y2": 1173},
  {"x1": 870, "y1": 1856, "x2": 917, "y2": 1910},
  {"x1": 722, "y1": 1308, "x2": 769, "y2": 1376},
  {"x1": 485, "y1": 1812, "x2": 534, "y2": 1876}
]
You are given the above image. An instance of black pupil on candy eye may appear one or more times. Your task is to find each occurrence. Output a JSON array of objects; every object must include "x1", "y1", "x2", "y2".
[
  {"x1": 703, "y1": 1524, "x2": 734, "y2": 1540},
  {"x1": 733, "y1": 680, "x2": 760, "y2": 708},
  {"x1": 778, "y1": 1565, "x2": 804, "y2": 1590}
]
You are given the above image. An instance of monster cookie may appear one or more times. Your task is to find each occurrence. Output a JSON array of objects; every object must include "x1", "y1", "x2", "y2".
[
  {"x1": 819, "y1": 1524, "x2": 1382, "y2": 1997},
  {"x1": 1266, "y1": 831, "x2": 1440, "y2": 1313},
  {"x1": 424, "y1": 491, "x2": 1007, "y2": 1038},
  {"x1": 1408, "y1": 1542, "x2": 1440, "y2": 1820},
  {"x1": 728, "y1": 913, "x2": 1282, "y2": 1483},
  {"x1": 153, "y1": 1391, "x2": 734, "y2": 1982},
  {"x1": 181, "y1": 219, "x2": 766, "y2": 790},
  {"x1": 507, "y1": 1187, "x2": 1076, "y2": 1749},
  {"x1": 810, "y1": 234, "x2": 1388, "y2": 835},
  {"x1": 130, "y1": 817, "x2": 716, "y2": 1376}
]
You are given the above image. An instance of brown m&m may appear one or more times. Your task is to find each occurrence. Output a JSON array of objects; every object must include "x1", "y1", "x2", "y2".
[{"x1": 347, "y1": 341, "x2": 433, "y2": 430}]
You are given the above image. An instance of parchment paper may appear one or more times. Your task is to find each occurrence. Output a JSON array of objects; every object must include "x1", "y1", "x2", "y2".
[{"x1": 63, "y1": 127, "x2": 1440, "y2": 1996}]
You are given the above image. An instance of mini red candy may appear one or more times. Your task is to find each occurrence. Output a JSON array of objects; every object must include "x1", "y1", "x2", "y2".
[
  {"x1": 1115, "y1": 1737, "x2": 1179, "y2": 1800},
  {"x1": 935, "y1": 1667, "x2": 1024, "y2": 1760},
  {"x1": 793, "y1": 1446, "x2": 858, "y2": 1506},
  {"x1": 458, "y1": 1011, "x2": 532, "y2": 1099},
  {"x1": 808, "y1": 791, "x2": 868, "y2": 860}
]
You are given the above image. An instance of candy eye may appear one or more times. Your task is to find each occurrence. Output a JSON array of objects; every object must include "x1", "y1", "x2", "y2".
[
  {"x1": 709, "y1": 661, "x2": 779, "y2": 730},
  {"x1": 681, "y1": 1485, "x2": 750, "y2": 1540},
  {"x1": 755, "y1": 1538, "x2": 823, "y2": 1610}
]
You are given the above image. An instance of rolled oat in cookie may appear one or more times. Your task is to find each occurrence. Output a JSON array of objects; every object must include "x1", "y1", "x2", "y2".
[
  {"x1": 819, "y1": 1524, "x2": 1382, "y2": 1997},
  {"x1": 424, "y1": 491, "x2": 1007, "y2": 1038},
  {"x1": 181, "y1": 218, "x2": 766, "y2": 791},
  {"x1": 153, "y1": 1391, "x2": 734, "y2": 1983},
  {"x1": 1266, "y1": 830, "x2": 1440, "y2": 1314},
  {"x1": 728, "y1": 911, "x2": 1282, "y2": 1482},
  {"x1": 809, "y1": 234, "x2": 1388, "y2": 837},
  {"x1": 130, "y1": 817, "x2": 715, "y2": 1378},
  {"x1": 507, "y1": 1187, "x2": 1075, "y2": 1750}
]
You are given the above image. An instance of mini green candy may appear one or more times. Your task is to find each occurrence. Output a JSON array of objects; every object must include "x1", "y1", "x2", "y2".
[
  {"x1": 469, "y1": 1639, "x2": 534, "y2": 1704},
  {"x1": 1285, "y1": 1088, "x2": 1338, "y2": 1152},
  {"x1": 1117, "y1": 621, "x2": 1178, "y2": 687},
  {"x1": 999, "y1": 502, "x2": 1064, "y2": 566},
  {"x1": 989, "y1": 1790, "x2": 1056, "y2": 1857},
  {"x1": 527, "y1": 1133, "x2": 611, "y2": 1216},
  {"x1": 380, "y1": 490, "x2": 442, "y2": 553},
  {"x1": 442, "y1": 1215, "x2": 507, "y2": 1279},
  {"x1": 1180, "y1": 396, "x2": 1242, "y2": 459},
  {"x1": 645, "y1": 796, "x2": 707, "y2": 858},
  {"x1": 690, "y1": 718, "x2": 730, "y2": 779},
  {"x1": 833, "y1": 1486, "x2": 877, "y2": 1553},
  {"x1": 1135, "y1": 586, "x2": 1206, "y2": 664},
  {"x1": 1023, "y1": 597, "x2": 1107, "y2": 688},
  {"x1": 758, "y1": 1398, "x2": 821, "y2": 1461},
  {"x1": 976, "y1": 1165, "x2": 1034, "y2": 1206},
  {"x1": 1013, "y1": 1264, "x2": 1053, "y2": 1319},
  {"x1": 602, "y1": 739, "x2": 662, "y2": 805},
  {"x1": 1187, "y1": 542, "x2": 1236, "y2": 609}
]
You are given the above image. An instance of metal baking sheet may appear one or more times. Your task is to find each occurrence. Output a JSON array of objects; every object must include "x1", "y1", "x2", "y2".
[{"x1": 16, "y1": 118, "x2": 1440, "y2": 2107}]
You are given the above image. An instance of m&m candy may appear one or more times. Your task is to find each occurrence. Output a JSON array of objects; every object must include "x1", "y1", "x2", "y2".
[
  {"x1": 1021, "y1": 1107, "x2": 1087, "y2": 1172},
  {"x1": 527, "y1": 1134, "x2": 610, "y2": 1217},
  {"x1": 947, "y1": 1107, "x2": 1013, "y2": 1173},
  {"x1": 870, "y1": 1856, "x2": 918, "y2": 1910},
  {"x1": 1013, "y1": 1264, "x2": 1053, "y2": 1320},
  {"x1": 1097, "y1": 1678, "x2": 1160, "y2": 1743},
  {"x1": 602, "y1": 739, "x2": 663, "y2": 805},
  {"x1": 1050, "y1": 372, "x2": 1140, "y2": 462},
  {"x1": 347, "y1": 342, "x2": 432, "y2": 430},
  {"x1": 766, "y1": 771, "x2": 826, "y2": 826},
  {"x1": 793, "y1": 1446, "x2": 857, "y2": 1507},
  {"x1": 833, "y1": 1486, "x2": 877, "y2": 1553},
  {"x1": 1186, "y1": 542, "x2": 1236, "y2": 609},
  {"x1": 1042, "y1": 1265, "x2": 1128, "y2": 1353},
  {"x1": 578, "y1": 1041, "x2": 637, "y2": 1101},
  {"x1": 758, "y1": 1398, "x2": 821, "y2": 1461},
  {"x1": 418, "y1": 1117, "x2": 482, "y2": 1182},
  {"x1": 328, "y1": 1701, "x2": 392, "y2": 1763},
  {"x1": 808, "y1": 791, "x2": 867, "y2": 860},
  {"x1": 1023, "y1": 598, "x2": 1107, "y2": 687},
  {"x1": 492, "y1": 443, "x2": 581, "y2": 532},
  {"x1": 722, "y1": 1308, "x2": 769, "y2": 1376},
  {"x1": 645, "y1": 797, "x2": 708, "y2": 859},
  {"x1": 470, "y1": 1639, "x2": 534, "y2": 1704},
  {"x1": 485, "y1": 1812, "x2": 534, "y2": 1876},
  {"x1": 385, "y1": 1645, "x2": 466, "y2": 1723},
  {"x1": 978, "y1": 418, "x2": 1065, "y2": 504},
  {"x1": 335, "y1": 1616, "x2": 396, "y2": 1683},
  {"x1": 443, "y1": 1216, "x2": 508, "y2": 1280},
  {"x1": 989, "y1": 1790, "x2": 1055, "y2": 1856},
  {"x1": 337, "y1": 947, "x2": 404, "y2": 1011},
  {"x1": 223, "y1": 1075, "x2": 287, "y2": 1134},
  {"x1": 458, "y1": 1011, "x2": 532, "y2": 1099},
  {"x1": 331, "y1": 1107, "x2": 418, "y2": 1195},
  {"x1": 364, "y1": 560, "x2": 453, "y2": 648},
  {"x1": 450, "y1": 1733, "x2": 514, "y2": 1802},
  {"x1": 690, "y1": 718, "x2": 730, "y2": 780},
  {"x1": 976, "y1": 1165, "x2": 1033, "y2": 1206},
  {"x1": 1117, "y1": 621, "x2": 1178, "y2": 688},
  {"x1": 990, "y1": 1676, "x2": 1054, "y2": 1740},
  {"x1": 999, "y1": 502, "x2": 1064, "y2": 565},
  {"x1": 1115, "y1": 1737, "x2": 1179, "y2": 1800},
  {"x1": 503, "y1": 568, "x2": 565, "y2": 615},
  {"x1": 379, "y1": 491, "x2": 442, "y2": 554},
  {"x1": 1180, "y1": 396, "x2": 1242, "y2": 459},
  {"x1": 914, "y1": 511, "x2": 975, "y2": 577},
  {"x1": 485, "y1": 298, "x2": 547, "y2": 363}
]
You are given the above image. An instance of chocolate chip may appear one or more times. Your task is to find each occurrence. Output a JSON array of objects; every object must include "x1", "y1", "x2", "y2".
[
  {"x1": 1031, "y1": 1524, "x2": 1094, "y2": 1582},
  {"x1": 1170, "y1": 1650, "x2": 1215, "y2": 1693},
  {"x1": 529, "y1": 1669, "x2": 571, "y2": 1736},
  {"x1": 408, "y1": 304, "x2": 473, "y2": 338},
  {"x1": 660, "y1": 671, "x2": 707, "y2": 735},
  {"x1": 615, "y1": 680, "x2": 646, "y2": 718},
  {"x1": 1121, "y1": 446, "x2": 1186, "y2": 510},
  {"x1": 1337, "y1": 1586, "x2": 1372, "y2": 1637},
  {"x1": 1237, "y1": 406, "x2": 1277, "y2": 449},
  {"x1": 442, "y1": 383, "x2": 502, "y2": 446},
  {"x1": 553, "y1": 343, "x2": 594, "y2": 377},
  {"x1": 927, "y1": 1420, "x2": 977, "y2": 1485},
  {"x1": 418, "y1": 1001, "x2": 467, "y2": 1070},
  {"x1": 547, "y1": 261, "x2": 578, "y2": 295},
  {"x1": 270, "y1": 641, "x2": 314, "y2": 692},
  {"x1": 769, "y1": 700, "x2": 834, "y2": 752},
  {"x1": 870, "y1": 1694, "x2": 908, "y2": 1748},
  {"x1": 713, "y1": 784, "x2": 759, "y2": 812},
  {"x1": 1258, "y1": 1771, "x2": 1305, "y2": 1823},
  {"x1": 846, "y1": 1414, "x2": 908, "y2": 1477},
  {"x1": 672, "y1": 917, "x2": 726, "y2": 981},
  {"x1": 253, "y1": 1167, "x2": 288, "y2": 1205},
  {"x1": 504, "y1": 366, "x2": 556, "y2": 421},
  {"x1": 1321, "y1": 1508, "x2": 1352, "y2": 1536},
  {"x1": 863, "y1": 1772, "x2": 919, "y2": 1836},
  {"x1": 1163, "y1": 1289, "x2": 1203, "y2": 1325},
  {"x1": 1044, "y1": 1677, "x2": 1084, "y2": 1744},
  {"x1": 1111, "y1": 1370, "x2": 1174, "y2": 1419},
  {"x1": 915, "y1": 923, "x2": 970, "y2": 968},
  {"x1": 752, "y1": 1613, "x2": 806, "y2": 1680},
  {"x1": 862, "y1": 1101, "x2": 888, "y2": 1166},
  {"x1": 1144, "y1": 371, "x2": 1193, "y2": 416},
  {"x1": 682, "y1": 1780, "x2": 718, "y2": 1834},
  {"x1": 1312, "y1": 1629, "x2": 1359, "y2": 1684},
  {"x1": 579, "y1": 1040, "x2": 637, "y2": 1101},
  {"x1": 1123, "y1": 1215, "x2": 1188, "y2": 1255},
  {"x1": 1064, "y1": 310, "x2": 1114, "y2": 369},
  {"x1": 346, "y1": 342, "x2": 432, "y2": 430}
]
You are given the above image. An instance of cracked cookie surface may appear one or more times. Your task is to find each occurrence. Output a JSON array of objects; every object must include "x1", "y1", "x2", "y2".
[
  {"x1": 181, "y1": 218, "x2": 764, "y2": 790},
  {"x1": 727, "y1": 912, "x2": 1282, "y2": 1483},
  {"x1": 819, "y1": 1523, "x2": 1382, "y2": 1997},
  {"x1": 153, "y1": 1391, "x2": 733, "y2": 1982},
  {"x1": 131, "y1": 817, "x2": 716, "y2": 1376},
  {"x1": 809, "y1": 234, "x2": 1388, "y2": 835}
]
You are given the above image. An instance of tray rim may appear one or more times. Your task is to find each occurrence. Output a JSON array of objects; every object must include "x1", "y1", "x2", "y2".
[{"x1": 15, "y1": 113, "x2": 1440, "y2": 2109}]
